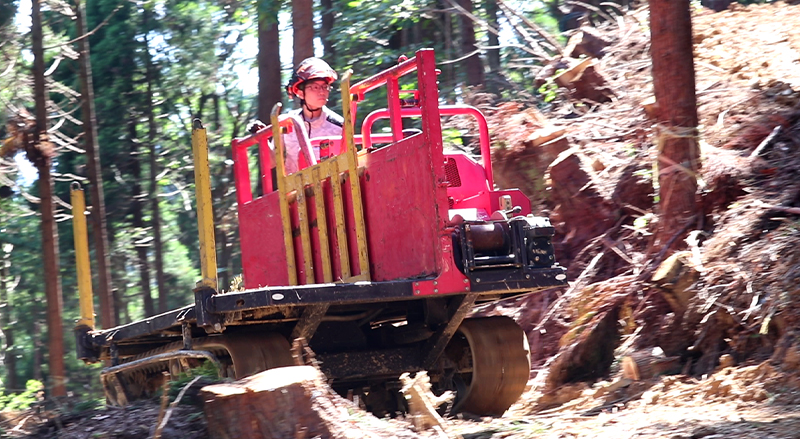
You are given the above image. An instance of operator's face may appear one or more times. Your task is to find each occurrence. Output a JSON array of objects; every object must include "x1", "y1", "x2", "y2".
[{"x1": 298, "y1": 79, "x2": 331, "y2": 109}]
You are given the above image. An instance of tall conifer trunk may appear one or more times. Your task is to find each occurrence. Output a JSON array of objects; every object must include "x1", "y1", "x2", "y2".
[
  {"x1": 458, "y1": 0, "x2": 484, "y2": 87},
  {"x1": 649, "y1": 0, "x2": 700, "y2": 250},
  {"x1": 292, "y1": 0, "x2": 315, "y2": 67},
  {"x1": 258, "y1": 0, "x2": 282, "y2": 122},
  {"x1": 257, "y1": 0, "x2": 282, "y2": 197},
  {"x1": 75, "y1": 0, "x2": 115, "y2": 328},
  {"x1": 484, "y1": 0, "x2": 502, "y2": 94},
  {"x1": 142, "y1": 15, "x2": 167, "y2": 313},
  {"x1": 31, "y1": 0, "x2": 66, "y2": 398},
  {"x1": 128, "y1": 123, "x2": 155, "y2": 317},
  {"x1": 320, "y1": 0, "x2": 335, "y2": 59},
  {"x1": 0, "y1": 246, "x2": 17, "y2": 393}
]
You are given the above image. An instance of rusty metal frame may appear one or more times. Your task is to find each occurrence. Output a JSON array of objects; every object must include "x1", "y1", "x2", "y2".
[{"x1": 100, "y1": 350, "x2": 222, "y2": 381}]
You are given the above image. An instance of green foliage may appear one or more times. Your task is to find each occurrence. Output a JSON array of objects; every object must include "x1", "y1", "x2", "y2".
[
  {"x1": 167, "y1": 360, "x2": 223, "y2": 402},
  {"x1": 0, "y1": 380, "x2": 43, "y2": 411},
  {"x1": 537, "y1": 76, "x2": 560, "y2": 103},
  {"x1": 442, "y1": 128, "x2": 464, "y2": 148},
  {"x1": 69, "y1": 397, "x2": 104, "y2": 414}
]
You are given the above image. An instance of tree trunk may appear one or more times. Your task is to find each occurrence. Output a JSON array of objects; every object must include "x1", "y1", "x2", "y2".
[
  {"x1": 649, "y1": 0, "x2": 700, "y2": 250},
  {"x1": 484, "y1": 0, "x2": 502, "y2": 94},
  {"x1": 320, "y1": 0, "x2": 337, "y2": 108},
  {"x1": 0, "y1": 247, "x2": 18, "y2": 393},
  {"x1": 111, "y1": 253, "x2": 131, "y2": 324},
  {"x1": 439, "y1": 0, "x2": 455, "y2": 99},
  {"x1": 458, "y1": 0, "x2": 484, "y2": 87},
  {"x1": 75, "y1": 0, "x2": 115, "y2": 329},
  {"x1": 257, "y1": 0, "x2": 283, "y2": 196},
  {"x1": 31, "y1": 0, "x2": 66, "y2": 398},
  {"x1": 258, "y1": 1, "x2": 282, "y2": 123},
  {"x1": 32, "y1": 313, "x2": 42, "y2": 382},
  {"x1": 320, "y1": 0, "x2": 335, "y2": 59},
  {"x1": 292, "y1": 0, "x2": 315, "y2": 68},
  {"x1": 128, "y1": 122, "x2": 155, "y2": 317},
  {"x1": 142, "y1": 21, "x2": 168, "y2": 313}
]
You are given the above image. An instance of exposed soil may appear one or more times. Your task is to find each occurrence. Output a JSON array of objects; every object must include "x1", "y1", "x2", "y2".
[{"x1": 10, "y1": 2, "x2": 800, "y2": 438}]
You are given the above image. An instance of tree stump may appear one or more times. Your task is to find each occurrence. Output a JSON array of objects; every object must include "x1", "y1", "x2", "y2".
[
  {"x1": 564, "y1": 28, "x2": 611, "y2": 59},
  {"x1": 554, "y1": 59, "x2": 614, "y2": 103},
  {"x1": 201, "y1": 365, "x2": 338, "y2": 439}
]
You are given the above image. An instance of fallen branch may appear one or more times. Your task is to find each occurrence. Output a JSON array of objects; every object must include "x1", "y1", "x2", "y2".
[
  {"x1": 754, "y1": 199, "x2": 800, "y2": 215},
  {"x1": 534, "y1": 251, "x2": 605, "y2": 333},
  {"x1": 749, "y1": 125, "x2": 782, "y2": 158},
  {"x1": 152, "y1": 376, "x2": 202, "y2": 439}
]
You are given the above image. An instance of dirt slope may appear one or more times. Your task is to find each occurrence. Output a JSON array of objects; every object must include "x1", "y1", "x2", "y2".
[{"x1": 468, "y1": 2, "x2": 800, "y2": 437}]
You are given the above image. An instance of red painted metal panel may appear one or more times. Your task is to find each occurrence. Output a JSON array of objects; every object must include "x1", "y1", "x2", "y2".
[
  {"x1": 416, "y1": 50, "x2": 448, "y2": 275},
  {"x1": 239, "y1": 192, "x2": 288, "y2": 288},
  {"x1": 444, "y1": 154, "x2": 490, "y2": 206},
  {"x1": 231, "y1": 138, "x2": 252, "y2": 206},
  {"x1": 414, "y1": 235, "x2": 470, "y2": 296},
  {"x1": 360, "y1": 134, "x2": 442, "y2": 281},
  {"x1": 386, "y1": 78, "x2": 404, "y2": 143}
]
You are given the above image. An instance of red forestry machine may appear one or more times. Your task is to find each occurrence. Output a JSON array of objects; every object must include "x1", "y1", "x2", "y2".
[{"x1": 72, "y1": 49, "x2": 567, "y2": 416}]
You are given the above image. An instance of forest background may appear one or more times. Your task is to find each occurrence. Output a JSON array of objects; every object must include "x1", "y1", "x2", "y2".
[{"x1": 0, "y1": 0, "x2": 762, "y2": 405}]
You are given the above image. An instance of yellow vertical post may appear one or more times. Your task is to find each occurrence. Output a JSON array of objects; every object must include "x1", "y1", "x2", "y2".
[
  {"x1": 191, "y1": 119, "x2": 218, "y2": 290},
  {"x1": 271, "y1": 103, "x2": 298, "y2": 285},
  {"x1": 329, "y1": 159, "x2": 351, "y2": 279},
  {"x1": 312, "y1": 164, "x2": 333, "y2": 283},
  {"x1": 297, "y1": 173, "x2": 315, "y2": 283},
  {"x1": 339, "y1": 71, "x2": 371, "y2": 280},
  {"x1": 70, "y1": 183, "x2": 94, "y2": 330}
]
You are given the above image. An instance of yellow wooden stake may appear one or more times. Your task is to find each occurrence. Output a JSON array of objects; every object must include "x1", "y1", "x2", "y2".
[
  {"x1": 340, "y1": 71, "x2": 371, "y2": 280},
  {"x1": 312, "y1": 164, "x2": 333, "y2": 283},
  {"x1": 70, "y1": 183, "x2": 94, "y2": 330},
  {"x1": 191, "y1": 119, "x2": 218, "y2": 290},
  {"x1": 329, "y1": 159, "x2": 351, "y2": 279},
  {"x1": 297, "y1": 172, "x2": 314, "y2": 284},
  {"x1": 271, "y1": 103, "x2": 298, "y2": 285}
]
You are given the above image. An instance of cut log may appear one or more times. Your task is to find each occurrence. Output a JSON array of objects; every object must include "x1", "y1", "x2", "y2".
[
  {"x1": 202, "y1": 366, "x2": 329, "y2": 439},
  {"x1": 651, "y1": 251, "x2": 699, "y2": 314},
  {"x1": 564, "y1": 28, "x2": 611, "y2": 59},
  {"x1": 544, "y1": 292, "x2": 623, "y2": 391},
  {"x1": 554, "y1": 59, "x2": 614, "y2": 103},
  {"x1": 202, "y1": 366, "x2": 363, "y2": 439},
  {"x1": 492, "y1": 135, "x2": 570, "y2": 211},
  {"x1": 201, "y1": 365, "x2": 421, "y2": 439},
  {"x1": 554, "y1": 58, "x2": 593, "y2": 88},
  {"x1": 546, "y1": 150, "x2": 616, "y2": 266},
  {"x1": 621, "y1": 351, "x2": 682, "y2": 380},
  {"x1": 526, "y1": 126, "x2": 566, "y2": 148}
]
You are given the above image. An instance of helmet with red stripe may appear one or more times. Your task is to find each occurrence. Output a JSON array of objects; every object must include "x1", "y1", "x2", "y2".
[{"x1": 286, "y1": 58, "x2": 338, "y2": 99}]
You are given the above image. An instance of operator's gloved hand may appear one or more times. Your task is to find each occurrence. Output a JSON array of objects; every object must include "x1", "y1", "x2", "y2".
[{"x1": 247, "y1": 120, "x2": 267, "y2": 134}]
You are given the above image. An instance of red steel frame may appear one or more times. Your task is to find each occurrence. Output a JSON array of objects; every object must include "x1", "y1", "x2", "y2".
[{"x1": 230, "y1": 49, "x2": 526, "y2": 295}]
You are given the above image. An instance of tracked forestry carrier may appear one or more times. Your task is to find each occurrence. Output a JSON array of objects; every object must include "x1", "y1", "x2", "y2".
[{"x1": 73, "y1": 49, "x2": 567, "y2": 416}]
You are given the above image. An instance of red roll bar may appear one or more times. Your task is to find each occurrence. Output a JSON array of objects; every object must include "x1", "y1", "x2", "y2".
[{"x1": 360, "y1": 105, "x2": 494, "y2": 190}]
